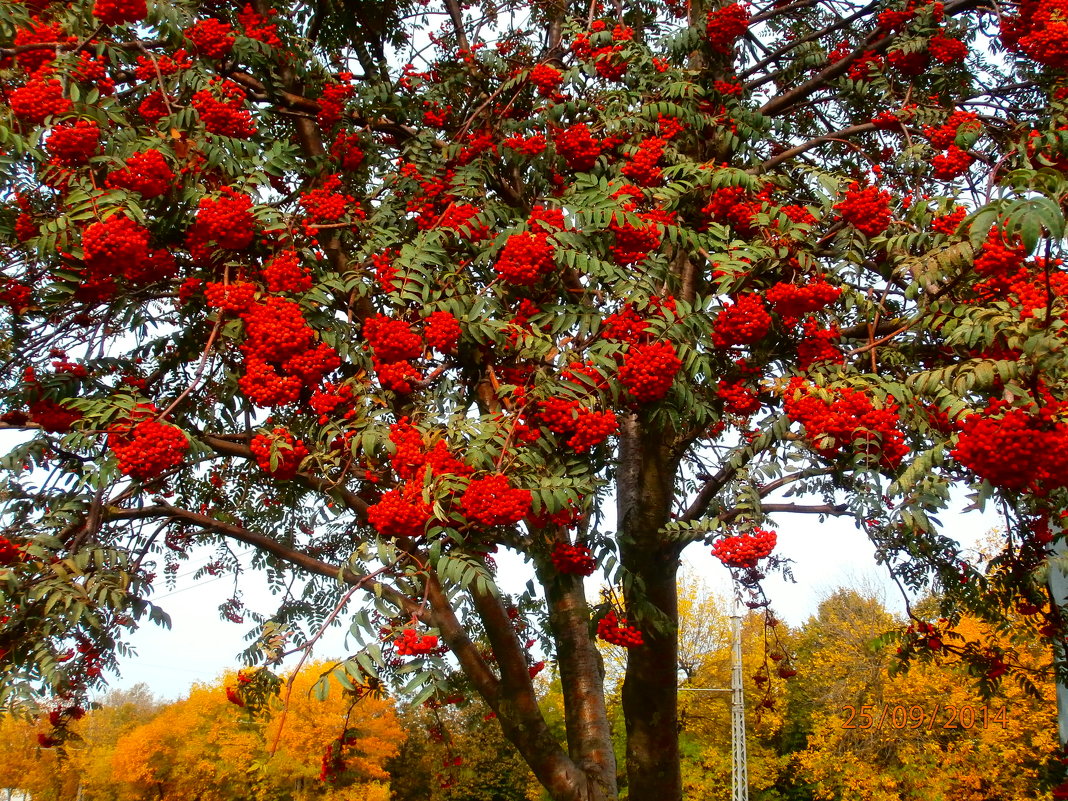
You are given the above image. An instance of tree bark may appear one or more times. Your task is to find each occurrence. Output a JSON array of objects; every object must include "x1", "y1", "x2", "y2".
[
  {"x1": 616, "y1": 413, "x2": 683, "y2": 801},
  {"x1": 539, "y1": 563, "x2": 618, "y2": 801}
]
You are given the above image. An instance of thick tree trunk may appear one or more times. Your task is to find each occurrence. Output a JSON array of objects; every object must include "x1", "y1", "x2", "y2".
[
  {"x1": 616, "y1": 413, "x2": 684, "y2": 801},
  {"x1": 539, "y1": 563, "x2": 618, "y2": 801}
]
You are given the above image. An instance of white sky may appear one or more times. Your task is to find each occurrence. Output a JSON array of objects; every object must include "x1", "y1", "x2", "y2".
[{"x1": 105, "y1": 491, "x2": 999, "y2": 701}]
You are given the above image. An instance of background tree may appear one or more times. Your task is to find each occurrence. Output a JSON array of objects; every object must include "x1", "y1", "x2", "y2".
[{"x1": 1, "y1": 0, "x2": 1067, "y2": 800}]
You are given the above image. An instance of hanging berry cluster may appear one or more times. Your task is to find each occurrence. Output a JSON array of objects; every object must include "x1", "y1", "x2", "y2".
[
  {"x1": 460, "y1": 473, "x2": 532, "y2": 527},
  {"x1": 250, "y1": 428, "x2": 309, "y2": 480},
  {"x1": 45, "y1": 121, "x2": 101, "y2": 167},
  {"x1": 186, "y1": 187, "x2": 257, "y2": 262},
  {"x1": 617, "y1": 341, "x2": 682, "y2": 403},
  {"x1": 550, "y1": 542, "x2": 597, "y2": 576},
  {"x1": 363, "y1": 315, "x2": 423, "y2": 394},
  {"x1": 534, "y1": 397, "x2": 618, "y2": 453},
  {"x1": 784, "y1": 378, "x2": 908, "y2": 468},
  {"x1": 236, "y1": 297, "x2": 340, "y2": 407},
  {"x1": 0, "y1": 536, "x2": 25, "y2": 565},
  {"x1": 106, "y1": 149, "x2": 175, "y2": 198},
  {"x1": 705, "y1": 3, "x2": 750, "y2": 55},
  {"x1": 952, "y1": 399, "x2": 1068, "y2": 496},
  {"x1": 109, "y1": 416, "x2": 189, "y2": 481},
  {"x1": 834, "y1": 182, "x2": 893, "y2": 237},
  {"x1": 368, "y1": 483, "x2": 434, "y2": 538},
  {"x1": 495, "y1": 231, "x2": 557, "y2": 286},
  {"x1": 597, "y1": 610, "x2": 643, "y2": 648},
  {"x1": 92, "y1": 0, "x2": 147, "y2": 26},
  {"x1": 395, "y1": 627, "x2": 440, "y2": 655},
  {"x1": 191, "y1": 80, "x2": 256, "y2": 139},
  {"x1": 711, "y1": 528, "x2": 777, "y2": 569},
  {"x1": 712, "y1": 294, "x2": 772, "y2": 348}
]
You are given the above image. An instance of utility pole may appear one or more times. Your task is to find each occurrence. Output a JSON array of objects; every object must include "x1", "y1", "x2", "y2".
[
  {"x1": 730, "y1": 609, "x2": 748, "y2": 801},
  {"x1": 680, "y1": 604, "x2": 748, "y2": 801}
]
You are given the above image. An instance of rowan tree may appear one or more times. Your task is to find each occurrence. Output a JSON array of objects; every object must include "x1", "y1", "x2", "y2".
[{"x1": 1, "y1": 0, "x2": 1068, "y2": 799}]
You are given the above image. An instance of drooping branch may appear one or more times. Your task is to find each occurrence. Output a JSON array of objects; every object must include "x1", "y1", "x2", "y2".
[
  {"x1": 755, "y1": 123, "x2": 878, "y2": 172},
  {"x1": 199, "y1": 434, "x2": 369, "y2": 517}
]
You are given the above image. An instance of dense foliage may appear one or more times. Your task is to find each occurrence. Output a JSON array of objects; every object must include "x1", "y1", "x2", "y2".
[{"x1": 1, "y1": 0, "x2": 1067, "y2": 798}]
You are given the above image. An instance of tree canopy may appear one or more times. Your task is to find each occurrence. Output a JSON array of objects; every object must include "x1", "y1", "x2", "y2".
[{"x1": 1, "y1": 0, "x2": 1068, "y2": 798}]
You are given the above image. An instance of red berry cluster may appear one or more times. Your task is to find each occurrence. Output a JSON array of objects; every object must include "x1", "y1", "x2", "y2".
[
  {"x1": 784, "y1": 378, "x2": 908, "y2": 468},
  {"x1": 261, "y1": 250, "x2": 312, "y2": 293},
  {"x1": 796, "y1": 320, "x2": 843, "y2": 370},
  {"x1": 138, "y1": 91, "x2": 170, "y2": 124},
  {"x1": 764, "y1": 278, "x2": 841, "y2": 325},
  {"x1": 424, "y1": 311, "x2": 462, "y2": 353},
  {"x1": 205, "y1": 281, "x2": 257, "y2": 313},
  {"x1": 536, "y1": 398, "x2": 618, "y2": 452},
  {"x1": 28, "y1": 398, "x2": 82, "y2": 432},
  {"x1": 973, "y1": 226, "x2": 1026, "y2": 280},
  {"x1": 185, "y1": 18, "x2": 235, "y2": 59},
  {"x1": 923, "y1": 110, "x2": 980, "y2": 149},
  {"x1": 528, "y1": 63, "x2": 564, "y2": 94},
  {"x1": 621, "y1": 137, "x2": 666, "y2": 187},
  {"x1": 554, "y1": 123, "x2": 603, "y2": 171},
  {"x1": 618, "y1": 341, "x2": 682, "y2": 402},
  {"x1": 931, "y1": 205, "x2": 967, "y2": 235},
  {"x1": 460, "y1": 474, "x2": 532, "y2": 527},
  {"x1": 952, "y1": 399, "x2": 1068, "y2": 496},
  {"x1": 437, "y1": 203, "x2": 490, "y2": 241},
  {"x1": 597, "y1": 610, "x2": 643, "y2": 648},
  {"x1": 931, "y1": 145, "x2": 973, "y2": 180},
  {"x1": 71, "y1": 52, "x2": 115, "y2": 94},
  {"x1": 928, "y1": 32, "x2": 968, "y2": 64},
  {"x1": 364, "y1": 315, "x2": 423, "y2": 363},
  {"x1": 10, "y1": 76, "x2": 71, "y2": 124},
  {"x1": 192, "y1": 80, "x2": 257, "y2": 139},
  {"x1": 702, "y1": 185, "x2": 759, "y2": 234},
  {"x1": 395, "y1": 628, "x2": 439, "y2": 655},
  {"x1": 238, "y1": 297, "x2": 338, "y2": 406},
  {"x1": 133, "y1": 50, "x2": 192, "y2": 82},
  {"x1": 92, "y1": 0, "x2": 146, "y2": 26},
  {"x1": 388, "y1": 419, "x2": 471, "y2": 481},
  {"x1": 186, "y1": 187, "x2": 257, "y2": 260},
  {"x1": 376, "y1": 360, "x2": 421, "y2": 393},
  {"x1": 299, "y1": 174, "x2": 354, "y2": 226},
  {"x1": 712, "y1": 294, "x2": 772, "y2": 347},
  {"x1": 237, "y1": 3, "x2": 282, "y2": 49},
  {"x1": 609, "y1": 209, "x2": 671, "y2": 266},
  {"x1": 106, "y1": 149, "x2": 174, "y2": 198},
  {"x1": 503, "y1": 133, "x2": 547, "y2": 156},
  {"x1": 847, "y1": 51, "x2": 883, "y2": 81},
  {"x1": 13, "y1": 19, "x2": 68, "y2": 74},
  {"x1": 711, "y1": 528, "x2": 776, "y2": 568},
  {"x1": 367, "y1": 483, "x2": 433, "y2": 538},
  {"x1": 593, "y1": 45, "x2": 628, "y2": 81},
  {"x1": 601, "y1": 304, "x2": 650, "y2": 343},
  {"x1": 1001, "y1": 0, "x2": 1068, "y2": 70},
  {"x1": 330, "y1": 131, "x2": 365, "y2": 171},
  {"x1": 495, "y1": 231, "x2": 556, "y2": 285},
  {"x1": 718, "y1": 380, "x2": 761, "y2": 416},
  {"x1": 250, "y1": 427, "x2": 309, "y2": 480},
  {"x1": 82, "y1": 214, "x2": 151, "y2": 275},
  {"x1": 888, "y1": 48, "x2": 929, "y2": 76},
  {"x1": 317, "y1": 79, "x2": 355, "y2": 129},
  {"x1": 834, "y1": 182, "x2": 892, "y2": 237},
  {"x1": 0, "y1": 535, "x2": 25, "y2": 565},
  {"x1": 309, "y1": 382, "x2": 355, "y2": 422},
  {"x1": 550, "y1": 542, "x2": 596, "y2": 575},
  {"x1": 109, "y1": 419, "x2": 188, "y2": 480},
  {"x1": 705, "y1": 2, "x2": 750, "y2": 54},
  {"x1": 45, "y1": 120, "x2": 100, "y2": 167}
]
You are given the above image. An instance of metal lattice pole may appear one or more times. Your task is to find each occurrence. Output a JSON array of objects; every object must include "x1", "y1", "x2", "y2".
[{"x1": 730, "y1": 609, "x2": 749, "y2": 801}]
